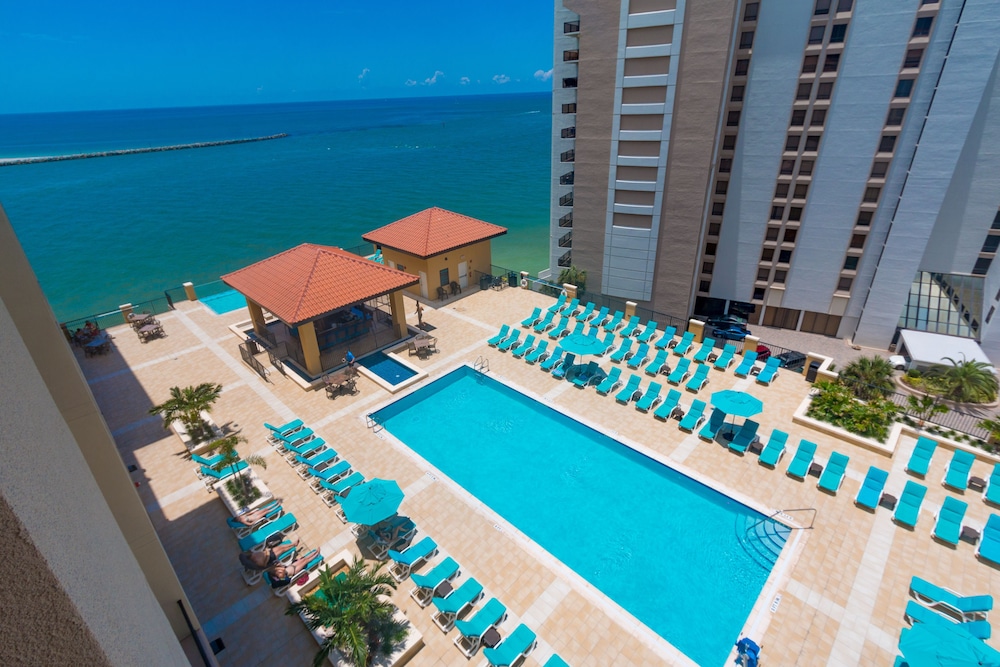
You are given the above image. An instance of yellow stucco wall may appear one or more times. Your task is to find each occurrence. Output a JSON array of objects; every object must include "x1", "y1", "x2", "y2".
[{"x1": 381, "y1": 241, "x2": 493, "y2": 299}]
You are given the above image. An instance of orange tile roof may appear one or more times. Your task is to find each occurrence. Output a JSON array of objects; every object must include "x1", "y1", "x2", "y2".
[
  {"x1": 221, "y1": 244, "x2": 419, "y2": 325},
  {"x1": 362, "y1": 207, "x2": 507, "y2": 258}
]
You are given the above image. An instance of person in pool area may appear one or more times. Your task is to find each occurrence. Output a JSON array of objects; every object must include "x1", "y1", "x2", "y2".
[
  {"x1": 375, "y1": 521, "x2": 409, "y2": 547},
  {"x1": 266, "y1": 549, "x2": 320, "y2": 589},
  {"x1": 238, "y1": 536, "x2": 300, "y2": 572},
  {"x1": 415, "y1": 302, "x2": 424, "y2": 329},
  {"x1": 344, "y1": 350, "x2": 356, "y2": 374},
  {"x1": 233, "y1": 498, "x2": 282, "y2": 526}
]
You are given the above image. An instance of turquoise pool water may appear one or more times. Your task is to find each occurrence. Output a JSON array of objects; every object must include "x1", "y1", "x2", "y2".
[
  {"x1": 358, "y1": 351, "x2": 418, "y2": 385},
  {"x1": 372, "y1": 366, "x2": 788, "y2": 666},
  {"x1": 201, "y1": 289, "x2": 247, "y2": 315}
]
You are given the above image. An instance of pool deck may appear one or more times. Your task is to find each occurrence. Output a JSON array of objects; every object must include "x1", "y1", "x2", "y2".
[{"x1": 79, "y1": 287, "x2": 1000, "y2": 666}]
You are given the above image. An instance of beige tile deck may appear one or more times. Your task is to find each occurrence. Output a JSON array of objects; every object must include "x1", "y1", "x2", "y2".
[{"x1": 80, "y1": 288, "x2": 1000, "y2": 666}]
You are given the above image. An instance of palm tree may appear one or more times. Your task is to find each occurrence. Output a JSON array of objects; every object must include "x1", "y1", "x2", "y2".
[
  {"x1": 978, "y1": 416, "x2": 1000, "y2": 447},
  {"x1": 148, "y1": 382, "x2": 223, "y2": 442},
  {"x1": 208, "y1": 434, "x2": 267, "y2": 505},
  {"x1": 287, "y1": 558, "x2": 408, "y2": 667},
  {"x1": 905, "y1": 394, "x2": 948, "y2": 425},
  {"x1": 557, "y1": 265, "x2": 587, "y2": 293},
  {"x1": 838, "y1": 355, "x2": 896, "y2": 401},
  {"x1": 927, "y1": 356, "x2": 999, "y2": 404}
]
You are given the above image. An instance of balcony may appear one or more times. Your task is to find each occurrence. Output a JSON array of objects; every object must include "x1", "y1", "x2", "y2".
[
  {"x1": 563, "y1": 50, "x2": 579, "y2": 62},
  {"x1": 561, "y1": 126, "x2": 576, "y2": 139},
  {"x1": 560, "y1": 149, "x2": 575, "y2": 163},
  {"x1": 559, "y1": 171, "x2": 575, "y2": 185},
  {"x1": 558, "y1": 231, "x2": 573, "y2": 248},
  {"x1": 559, "y1": 212, "x2": 573, "y2": 228},
  {"x1": 558, "y1": 250, "x2": 573, "y2": 267},
  {"x1": 559, "y1": 192, "x2": 574, "y2": 207},
  {"x1": 561, "y1": 103, "x2": 577, "y2": 114},
  {"x1": 562, "y1": 78, "x2": 578, "y2": 88},
  {"x1": 564, "y1": 21, "x2": 580, "y2": 34}
]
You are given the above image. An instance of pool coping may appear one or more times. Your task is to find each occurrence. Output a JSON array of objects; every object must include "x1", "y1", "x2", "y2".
[{"x1": 362, "y1": 361, "x2": 809, "y2": 666}]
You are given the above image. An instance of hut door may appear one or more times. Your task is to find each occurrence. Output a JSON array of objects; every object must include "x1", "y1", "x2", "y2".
[
  {"x1": 418, "y1": 271, "x2": 428, "y2": 298},
  {"x1": 458, "y1": 262, "x2": 468, "y2": 289}
]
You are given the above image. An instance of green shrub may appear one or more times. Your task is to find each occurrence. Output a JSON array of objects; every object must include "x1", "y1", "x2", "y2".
[{"x1": 807, "y1": 381, "x2": 898, "y2": 442}]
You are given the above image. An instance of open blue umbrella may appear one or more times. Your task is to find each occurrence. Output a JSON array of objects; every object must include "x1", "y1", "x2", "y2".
[
  {"x1": 898, "y1": 620, "x2": 1000, "y2": 666},
  {"x1": 560, "y1": 331, "x2": 605, "y2": 357},
  {"x1": 339, "y1": 478, "x2": 404, "y2": 526},
  {"x1": 710, "y1": 389, "x2": 764, "y2": 437}
]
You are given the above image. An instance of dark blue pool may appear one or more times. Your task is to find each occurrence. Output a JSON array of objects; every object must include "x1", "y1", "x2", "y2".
[{"x1": 358, "y1": 351, "x2": 418, "y2": 385}]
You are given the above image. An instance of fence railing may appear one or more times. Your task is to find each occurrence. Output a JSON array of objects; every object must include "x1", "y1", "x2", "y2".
[
  {"x1": 62, "y1": 295, "x2": 172, "y2": 335},
  {"x1": 883, "y1": 390, "x2": 990, "y2": 440}
]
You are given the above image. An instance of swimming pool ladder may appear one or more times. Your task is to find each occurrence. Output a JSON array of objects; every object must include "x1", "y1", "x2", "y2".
[
  {"x1": 365, "y1": 413, "x2": 384, "y2": 434},
  {"x1": 474, "y1": 356, "x2": 490, "y2": 373}
]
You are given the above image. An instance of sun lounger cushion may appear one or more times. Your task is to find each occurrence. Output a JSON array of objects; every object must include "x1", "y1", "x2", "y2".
[
  {"x1": 595, "y1": 367, "x2": 622, "y2": 395},
  {"x1": 728, "y1": 420, "x2": 760, "y2": 454},
  {"x1": 654, "y1": 326, "x2": 677, "y2": 349},
  {"x1": 786, "y1": 440, "x2": 817, "y2": 479},
  {"x1": 979, "y1": 514, "x2": 1000, "y2": 565},
  {"x1": 758, "y1": 430, "x2": 788, "y2": 467},
  {"x1": 818, "y1": 452, "x2": 849, "y2": 493},
  {"x1": 910, "y1": 576, "x2": 994, "y2": 618},
  {"x1": 943, "y1": 449, "x2": 975, "y2": 491},
  {"x1": 237, "y1": 512, "x2": 298, "y2": 551},
  {"x1": 906, "y1": 436, "x2": 938, "y2": 477},
  {"x1": 615, "y1": 375, "x2": 642, "y2": 404},
  {"x1": 904, "y1": 600, "x2": 992, "y2": 640},
  {"x1": 685, "y1": 364, "x2": 710, "y2": 392},
  {"x1": 432, "y1": 578, "x2": 483, "y2": 615},
  {"x1": 699, "y1": 408, "x2": 727, "y2": 441},
  {"x1": 678, "y1": 400, "x2": 707, "y2": 432},
  {"x1": 734, "y1": 351, "x2": 758, "y2": 377},
  {"x1": 855, "y1": 466, "x2": 888, "y2": 509},
  {"x1": 933, "y1": 496, "x2": 969, "y2": 546},
  {"x1": 653, "y1": 389, "x2": 682, "y2": 421},
  {"x1": 635, "y1": 382, "x2": 662, "y2": 412},
  {"x1": 487, "y1": 325, "x2": 510, "y2": 347},
  {"x1": 520, "y1": 308, "x2": 541, "y2": 327},
  {"x1": 894, "y1": 481, "x2": 928, "y2": 528},
  {"x1": 455, "y1": 597, "x2": 506, "y2": 640},
  {"x1": 411, "y1": 557, "x2": 459, "y2": 592},
  {"x1": 483, "y1": 623, "x2": 537, "y2": 667},
  {"x1": 986, "y1": 464, "x2": 1000, "y2": 506},
  {"x1": 667, "y1": 358, "x2": 691, "y2": 384}
]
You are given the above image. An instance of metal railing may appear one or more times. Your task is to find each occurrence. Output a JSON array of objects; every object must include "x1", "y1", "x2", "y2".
[
  {"x1": 559, "y1": 192, "x2": 574, "y2": 206},
  {"x1": 564, "y1": 21, "x2": 580, "y2": 33},
  {"x1": 557, "y1": 251, "x2": 572, "y2": 268},
  {"x1": 561, "y1": 103, "x2": 577, "y2": 114},
  {"x1": 62, "y1": 295, "x2": 172, "y2": 335},
  {"x1": 562, "y1": 78, "x2": 578, "y2": 89},
  {"x1": 559, "y1": 212, "x2": 573, "y2": 228},
  {"x1": 561, "y1": 126, "x2": 576, "y2": 139},
  {"x1": 238, "y1": 341, "x2": 271, "y2": 382},
  {"x1": 563, "y1": 50, "x2": 579, "y2": 62},
  {"x1": 560, "y1": 149, "x2": 575, "y2": 162},
  {"x1": 883, "y1": 390, "x2": 990, "y2": 440},
  {"x1": 558, "y1": 231, "x2": 573, "y2": 248},
  {"x1": 559, "y1": 171, "x2": 575, "y2": 185}
]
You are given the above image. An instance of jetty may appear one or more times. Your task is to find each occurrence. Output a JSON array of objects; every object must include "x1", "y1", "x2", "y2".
[{"x1": 0, "y1": 133, "x2": 288, "y2": 166}]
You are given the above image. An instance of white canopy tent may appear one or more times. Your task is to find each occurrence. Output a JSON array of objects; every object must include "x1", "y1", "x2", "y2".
[{"x1": 895, "y1": 329, "x2": 994, "y2": 370}]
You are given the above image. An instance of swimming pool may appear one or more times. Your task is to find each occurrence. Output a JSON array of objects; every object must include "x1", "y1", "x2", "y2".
[
  {"x1": 201, "y1": 289, "x2": 248, "y2": 315},
  {"x1": 372, "y1": 366, "x2": 788, "y2": 666},
  {"x1": 358, "y1": 351, "x2": 419, "y2": 385}
]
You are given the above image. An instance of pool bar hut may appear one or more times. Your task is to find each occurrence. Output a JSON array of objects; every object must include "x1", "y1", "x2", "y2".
[
  {"x1": 222, "y1": 243, "x2": 419, "y2": 379},
  {"x1": 363, "y1": 207, "x2": 507, "y2": 300}
]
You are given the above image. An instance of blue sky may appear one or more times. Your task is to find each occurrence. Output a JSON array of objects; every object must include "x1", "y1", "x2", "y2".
[{"x1": 0, "y1": 0, "x2": 554, "y2": 113}]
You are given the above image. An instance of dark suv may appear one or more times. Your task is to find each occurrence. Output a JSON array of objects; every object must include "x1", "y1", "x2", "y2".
[
  {"x1": 774, "y1": 351, "x2": 806, "y2": 372},
  {"x1": 703, "y1": 314, "x2": 749, "y2": 329}
]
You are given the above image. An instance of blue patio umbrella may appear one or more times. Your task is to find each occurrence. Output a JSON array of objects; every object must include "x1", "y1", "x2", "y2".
[
  {"x1": 898, "y1": 620, "x2": 1000, "y2": 666},
  {"x1": 339, "y1": 478, "x2": 404, "y2": 526},
  {"x1": 710, "y1": 389, "x2": 764, "y2": 435},
  {"x1": 560, "y1": 331, "x2": 606, "y2": 357}
]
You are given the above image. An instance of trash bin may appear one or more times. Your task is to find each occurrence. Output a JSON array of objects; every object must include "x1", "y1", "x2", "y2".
[
  {"x1": 508, "y1": 271, "x2": 519, "y2": 287},
  {"x1": 805, "y1": 360, "x2": 821, "y2": 383},
  {"x1": 480, "y1": 274, "x2": 491, "y2": 291}
]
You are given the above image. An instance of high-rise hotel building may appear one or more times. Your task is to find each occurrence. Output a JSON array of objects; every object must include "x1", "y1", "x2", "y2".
[{"x1": 548, "y1": 0, "x2": 1000, "y2": 358}]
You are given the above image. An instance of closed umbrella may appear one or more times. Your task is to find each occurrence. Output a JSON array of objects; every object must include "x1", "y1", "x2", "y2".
[{"x1": 339, "y1": 478, "x2": 404, "y2": 526}]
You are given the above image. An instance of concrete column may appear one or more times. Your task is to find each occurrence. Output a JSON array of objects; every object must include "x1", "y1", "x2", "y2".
[
  {"x1": 743, "y1": 334, "x2": 760, "y2": 352},
  {"x1": 119, "y1": 303, "x2": 133, "y2": 321},
  {"x1": 389, "y1": 290, "x2": 408, "y2": 339},
  {"x1": 688, "y1": 319, "x2": 705, "y2": 343},
  {"x1": 182, "y1": 282, "x2": 196, "y2": 301},
  {"x1": 298, "y1": 322, "x2": 323, "y2": 377},
  {"x1": 562, "y1": 283, "x2": 578, "y2": 300},
  {"x1": 246, "y1": 300, "x2": 267, "y2": 337},
  {"x1": 625, "y1": 301, "x2": 637, "y2": 318}
]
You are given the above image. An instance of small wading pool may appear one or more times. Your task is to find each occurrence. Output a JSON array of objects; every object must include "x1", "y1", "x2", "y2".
[
  {"x1": 358, "y1": 351, "x2": 419, "y2": 385},
  {"x1": 372, "y1": 366, "x2": 789, "y2": 665}
]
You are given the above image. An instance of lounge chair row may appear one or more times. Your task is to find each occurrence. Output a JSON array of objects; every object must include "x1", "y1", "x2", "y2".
[
  {"x1": 906, "y1": 435, "x2": 995, "y2": 499},
  {"x1": 903, "y1": 575, "x2": 993, "y2": 640}
]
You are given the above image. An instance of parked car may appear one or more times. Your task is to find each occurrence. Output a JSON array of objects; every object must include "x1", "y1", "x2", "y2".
[
  {"x1": 755, "y1": 345, "x2": 771, "y2": 362},
  {"x1": 703, "y1": 314, "x2": 749, "y2": 330},
  {"x1": 713, "y1": 324, "x2": 751, "y2": 341},
  {"x1": 774, "y1": 351, "x2": 806, "y2": 372}
]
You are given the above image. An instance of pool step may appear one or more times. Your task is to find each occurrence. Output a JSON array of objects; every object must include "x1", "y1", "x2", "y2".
[{"x1": 735, "y1": 515, "x2": 790, "y2": 570}]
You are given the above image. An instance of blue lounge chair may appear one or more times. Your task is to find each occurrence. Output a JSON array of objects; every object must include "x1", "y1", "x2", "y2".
[
  {"x1": 603, "y1": 310, "x2": 625, "y2": 333},
  {"x1": 654, "y1": 325, "x2": 677, "y2": 350},
  {"x1": 524, "y1": 340, "x2": 549, "y2": 365},
  {"x1": 597, "y1": 332, "x2": 617, "y2": 355},
  {"x1": 644, "y1": 349, "x2": 669, "y2": 376},
  {"x1": 264, "y1": 549, "x2": 323, "y2": 595},
  {"x1": 667, "y1": 357, "x2": 692, "y2": 385},
  {"x1": 855, "y1": 466, "x2": 888, "y2": 510},
  {"x1": 635, "y1": 382, "x2": 663, "y2": 412},
  {"x1": 265, "y1": 418, "x2": 304, "y2": 440},
  {"x1": 692, "y1": 338, "x2": 717, "y2": 364},
  {"x1": 410, "y1": 557, "x2": 460, "y2": 607},
  {"x1": 281, "y1": 436, "x2": 326, "y2": 460},
  {"x1": 561, "y1": 297, "x2": 579, "y2": 316},
  {"x1": 786, "y1": 440, "x2": 817, "y2": 479},
  {"x1": 654, "y1": 389, "x2": 683, "y2": 421},
  {"x1": 609, "y1": 338, "x2": 634, "y2": 363},
  {"x1": 818, "y1": 451, "x2": 850, "y2": 493},
  {"x1": 626, "y1": 343, "x2": 650, "y2": 369},
  {"x1": 432, "y1": 577, "x2": 484, "y2": 631},
  {"x1": 904, "y1": 600, "x2": 993, "y2": 640},
  {"x1": 577, "y1": 302, "x2": 595, "y2": 322},
  {"x1": 728, "y1": 420, "x2": 760, "y2": 455},
  {"x1": 592, "y1": 306, "x2": 610, "y2": 327},
  {"x1": 595, "y1": 367, "x2": 622, "y2": 395},
  {"x1": 699, "y1": 408, "x2": 727, "y2": 442},
  {"x1": 756, "y1": 357, "x2": 781, "y2": 385},
  {"x1": 672, "y1": 331, "x2": 695, "y2": 356},
  {"x1": 985, "y1": 464, "x2": 1000, "y2": 506},
  {"x1": 615, "y1": 374, "x2": 643, "y2": 404},
  {"x1": 713, "y1": 344, "x2": 736, "y2": 371},
  {"x1": 544, "y1": 656, "x2": 570, "y2": 667},
  {"x1": 272, "y1": 427, "x2": 315, "y2": 445},
  {"x1": 547, "y1": 293, "x2": 566, "y2": 313},
  {"x1": 293, "y1": 447, "x2": 339, "y2": 477},
  {"x1": 571, "y1": 361, "x2": 601, "y2": 388},
  {"x1": 520, "y1": 307, "x2": 542, "y2": 328},
  {"x1": 943, "y1": 449, "x2": 975, "y2": 491},
  {"x1": 483, "y1": 624, "x2": 537, "y2": 667},
  {"x1": 906, "y1": 436, "x2": 937, "y2": 477},
  {"x1": 191, "y1": 452, "x2": 225, "y2": 467},
  {"x1": 237, "y1": 512, "x2": 299, "y2": 551},
  {"x1": 551, "y1": 353, "x2": 576, "y2": 380},
  {"x1": 196, "y1": 459, "x2": 248, "y2": 482},
  {"x1": 685, "y1": 364, "x2": 710, "y2": 392},
  {"x1": 734, "y1": 351, "x2": 758, "y2": 378},
  {"x1": 306, "y1": 458, "x2": 351, "y2": 483},
  {"x1": 979, "y1": 514, "x2": 1000, "y2": 565},
  {"x1": 319, "y1": 471, "x2": 364, "y2": 507},
  {"x1": 636, "y1": 321, "x2": 659, "y2": 343},
  {"x1": 933, "y1": 496, "x2": 968, "y2": 546},
  {"x1": 510, "y1": 334, "x2": 536, "y2": 358},
  {"x1": 539, "y1": 347, "x2": 565, "y2": 372},
  {"x1": 758, "y1": 430, "x2": 789, "y2": 467},
  {"x1": 894, "y1": 481, "x2": 928, "y2": 528},
  {"x1": 909, "y1": 575, "x2": 993, "y2": 621},
  {"x1": 619, "y1": 315, "x2": 641, "y2": 338},
  {"x1": 532, "y1": 311, "x2": 556, "y2": 333},
  {"x1": 487, "y1": 324, "x2": 511, "y2": 347},
  {"x1": 547, "y1": 316, "x2": 571, "y2": 339},
  {"x1": 388, "y1": 536, "x2": 438, "y2": 581},
  {"x1": 454, "y1": 597, "x2": 508, "y2": 658},
  {"x1": 226, "y1": 499, "x2": 282, "y2": 537},
  {"x1": 678, "y1": 400, "x2": 707, "y2": 432},
  {"x1": 497, "y1": 330, "x2": 521, "y2": 352}
]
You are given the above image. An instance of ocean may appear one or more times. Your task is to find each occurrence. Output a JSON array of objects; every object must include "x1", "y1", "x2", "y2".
[{"x1": 0, "y1": 93, "x2": 552, "y2": 322}]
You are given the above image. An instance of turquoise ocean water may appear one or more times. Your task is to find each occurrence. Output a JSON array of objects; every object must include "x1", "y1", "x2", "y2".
[{"x1": 0, "y1": 93, "x2": 551, "y2": 321}]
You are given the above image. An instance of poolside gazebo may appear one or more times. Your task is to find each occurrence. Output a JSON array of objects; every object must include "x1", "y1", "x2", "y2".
[
  {"x1": 222, "y1": 244, "x2": 419, "y2": 378},
  {"x1": 363, "y1": 207, "x2": 507, "y2": 300}
]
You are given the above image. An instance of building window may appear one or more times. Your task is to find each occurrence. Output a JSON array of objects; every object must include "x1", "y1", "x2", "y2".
[
  {"x1": 761, "y1": 248, "x2": 774, "y2": 261},
  {"x1": 719, "y1": 158, "x2": 732, "y2": 173},
  {"x1": 904, "y1": 49, "x2": 923, "y2": 68},
  {"x1": 837, "y1": 0, "x2": 854, "y2": 12},
  {"x1": 837, "y1": 277, "x2": 853, "y2": 291},
  {"x1": 712, "y1": 202, "x2": 725, "y2": 216},
  {"x1": 973, "y1": 258, "x2": 992, "y2": 275},
  {"x1": 702, "y1": 262, "x2": 714, "y2": 274},
  {"x1": 780, "y1": 159, "x2": 796, "y2": 175},
  {"x1": 912, "y1": 16, "x2": 933, "y2": 37},
  {"x1": 863, "y1": 186, "x2": 881, "y2": 203},
  {"x1": 870, "y1": 161, "x2": 889, "y2": 178},
  {"x1": 804, "y1": 135, "x2": 821, "y2": 151},
  {"x1": 808, "y1": 26, "x2": 825, "y2": 44},
  {"x1": 771, "y1": 205, "x2": 784, "y2": 220},
  {"x1": 757, "y1": 268, "x2": 771, "y2": 281},
  {"x1": 823, "y1": 53, "x2": 840, "y2": 73},
  {"x1": 850, "y1": 233, "x2": 866, "y2": 248},
  {"x1": 817, "y1": 82, "x2": 833, "y2": 99},
  {"x1": 709, "y1": 222, "x2": 722, "y2": 236},
  {"x1": 886, "y1": 107, "x2": 906, "y2": 126},
  {"x1": 716, "y1": 180, "x2": 729, "y2": 195},
  {"x1": 705, "y1": 243, "x2": 717, "y2": 255},
  {"x1": 785, "y1": 135, "x2": 800, "y2": 152},
  {"x1": 982, "y1": 236, "x2": 1000, "y2": 254},
  {"x1": 731, "y1": 85, "x2": 745, "y2": 102},
  {"x1": 878, "y1": 135, "x2": 897, "y2": 153},
  {"x1": 744, "y1": 2, "x2": 760, "y2": 21},
  {"x1": 727, "y1": 110, "x2": 741, "y2": 126},
  {"x1": 843, "y1": 256, "x2": 859, "y2": 270},
  {"x1": 799, "y1": 160, "x2": 814, "y2": 175},
  {"x1": 794, "y1": 184, "x2": 809, "y2": 199},
  {"x1": 783, "y1": 229, "x2": 798, "y2": 243},
  {"x1": 735, "y1": 59, "x2": 750, "y2": 75},
  {"x1": 802, "y1": 55, "x2": 819, "y2": 74},
  {"x1": 440, "y1": 268, "x2": 450, "y2": 286},
  {"x1": 815, "y1": 0, "x2": 831, "y2": 15},
  {"x1": 797, "y1": 82, "x2": 813, "y2": 100},
  {"x1": 779, "y1": 249, "x2": 793, "y2": 263},
  {"x1": 723, "y1": 134, "x2": 737, "y2": 150},
  {"x1": 753, "y1": 287, "x2": 766, "y2": 300},
  {"x1": 857, "y1": 211, "x2": 873, "y2": 227},
  {"x1": 830, "y1": 24, "x2": 847, "y2": 43},
  {"x1": 789, "y1": 206, "x2": 803, "y2": 221},
  {"x1": 700, "y1": 280, "x2": 712, "y2": 293},
  {"x1": 740, "y1": 31, "x2": 755, "y2": 49},
  {"x1": 766, "y1": 227, "x2": 780, "y2": 242},
  {"x1": 773, "y1": 270, "x2": 787, "y2": 283},
  {"x1": 561, "y1": 103, "x2": 577, "y2": 114},
  {"x1": 775, "y1": 183, "x2": 790, "y2": 198},
  {"x1": 810, "y1": 109, "x2": 827, "y2": 126},
  {"x1": 791, "y1": 110, "x2": 806, "y2": 126},
  {"x1": 989, "y1": 306, "x2": 996, "y2": 324}
]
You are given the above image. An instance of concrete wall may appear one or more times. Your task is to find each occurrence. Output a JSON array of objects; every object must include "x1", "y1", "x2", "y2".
[{"x1": 383, "y1": 241, "x2": 493, "y2": 298}]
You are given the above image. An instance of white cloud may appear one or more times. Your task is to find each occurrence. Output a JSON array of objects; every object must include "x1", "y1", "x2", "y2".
[
  {"x1": 358, "y1": 68, "x2": 370, "y2": 82},
  {"x1": 423, "y1": 70, "x2": 444, "y2": 85},
  {"x1": 534, "y1": 68, "x2": 553, "y2": 82},
  {"x1": 404, "y1": 79, "x2": 418, "y2": 87},
  {"x1": 460, "y1": 76, "x2": 471, "y2": 85},
  {"x1": 492, "y1": 74, "x2": 511, "y2": 85}
]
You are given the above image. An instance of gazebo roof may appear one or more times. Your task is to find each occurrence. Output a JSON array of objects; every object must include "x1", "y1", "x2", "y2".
[
  {"x1": 221, "y1": 244, "x2": 419, "y2": 326},
  {"x1": 362, "y1": 207, "x2": 507, "y2": 259}
]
